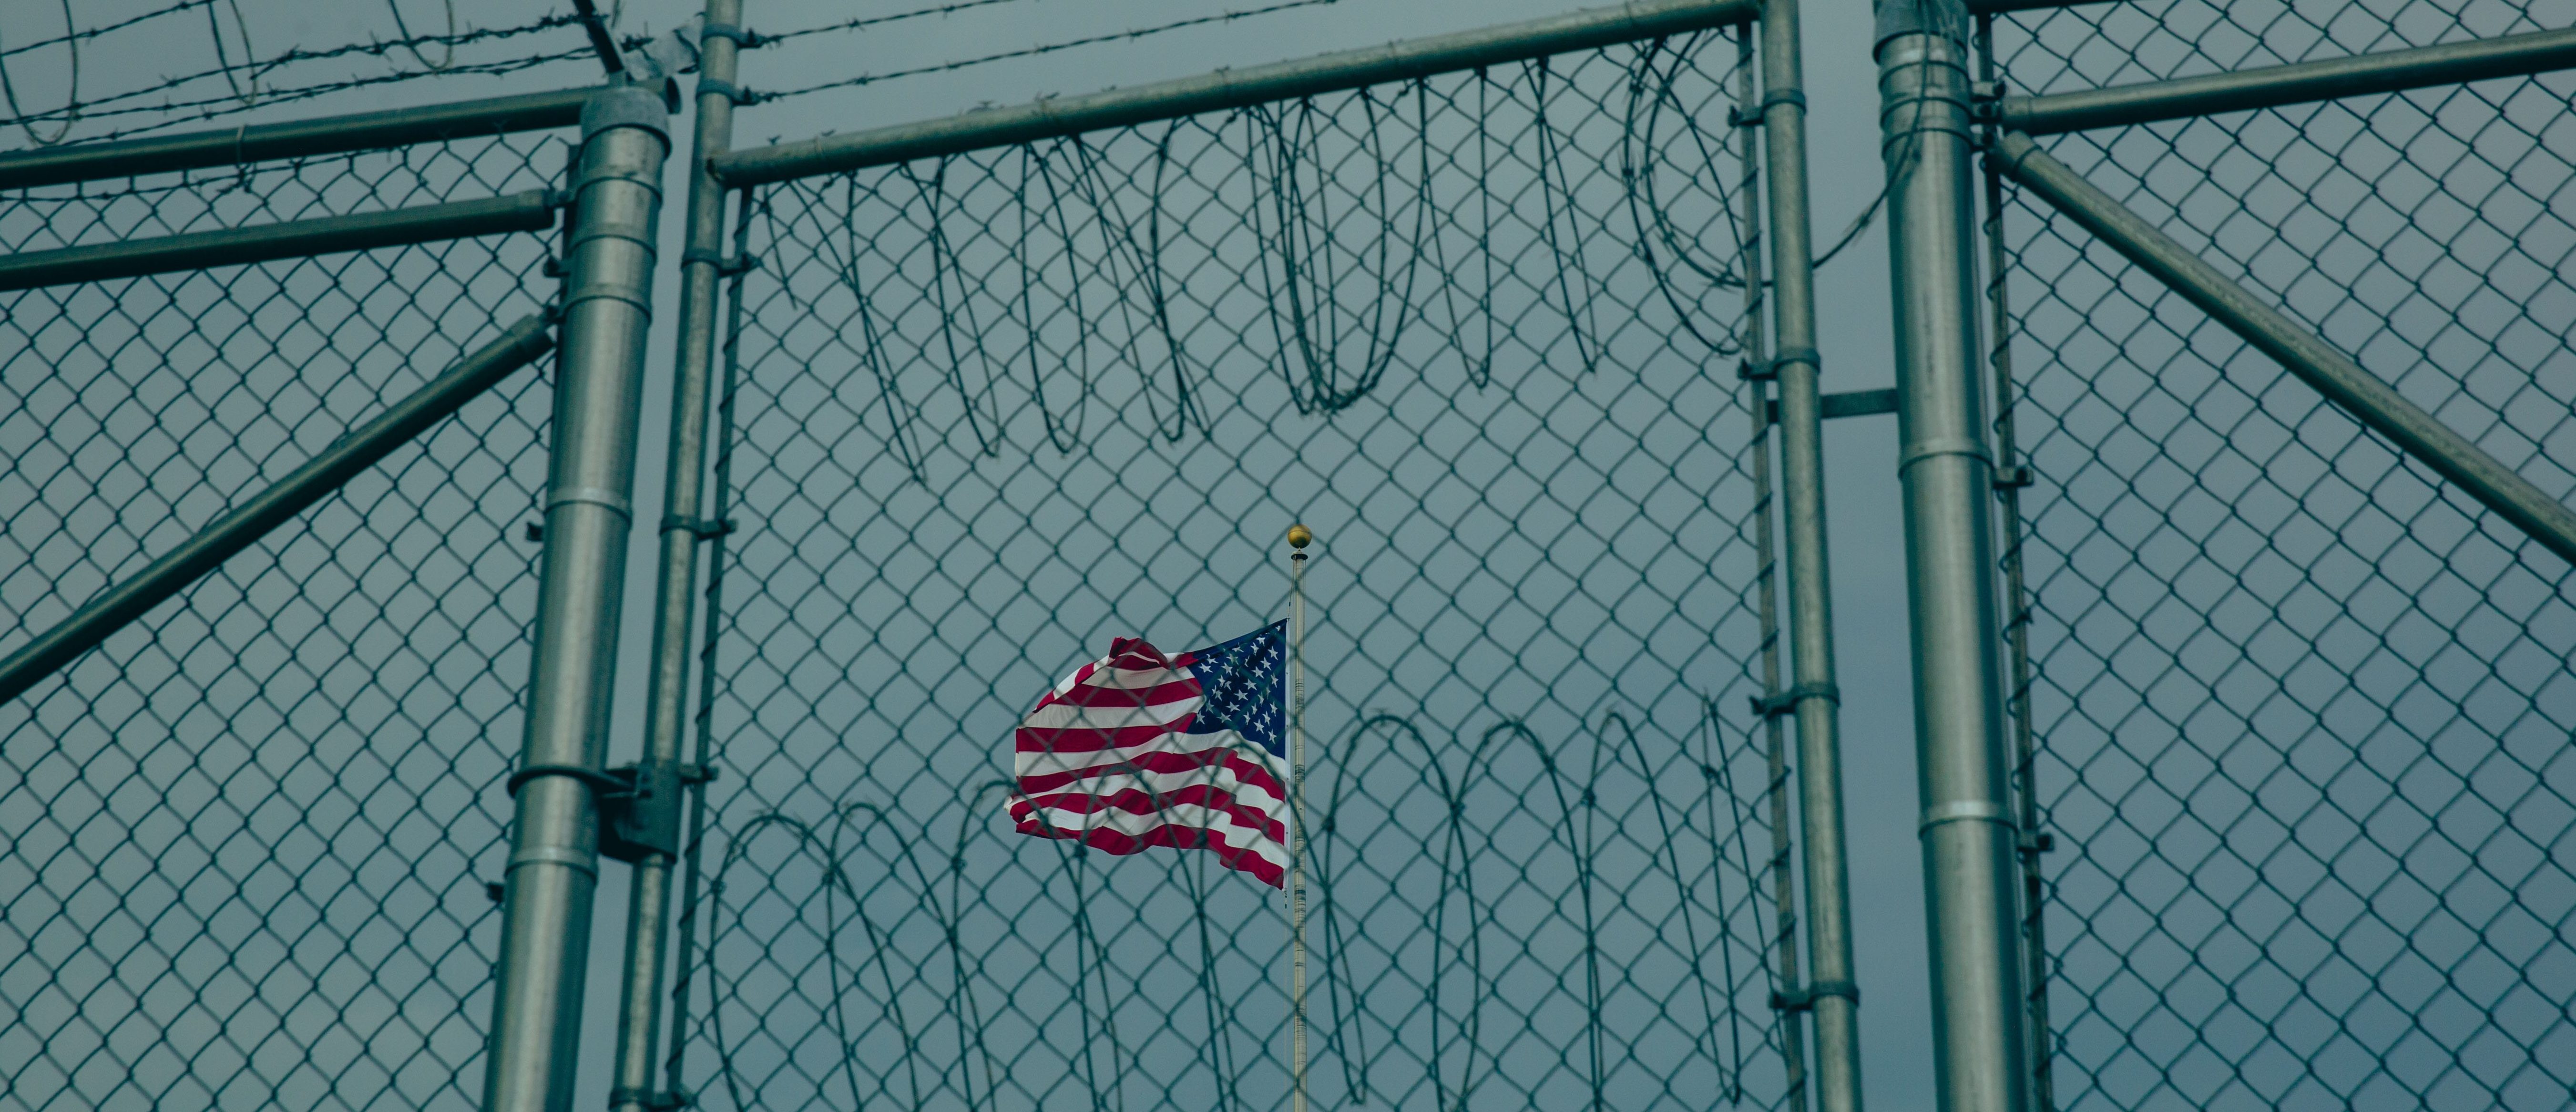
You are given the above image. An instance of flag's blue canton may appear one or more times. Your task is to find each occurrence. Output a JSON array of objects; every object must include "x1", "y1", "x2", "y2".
[{"x1": 1182, "y1": 621, "x2": 1287, "y2": 758}]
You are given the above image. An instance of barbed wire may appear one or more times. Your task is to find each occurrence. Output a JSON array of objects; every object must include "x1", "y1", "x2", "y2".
[
  {"x1": 751, "y1": 0, "x2": 1350, "y2": 103},
  {"x1": 761, "y1": 0, "x2": 1073, "y2": 45},
  {"x1": 758, "y1": 34, "x2": 1749, "y2": 466},
  {"x1": 0, "y1": 4, "x2": 588, "y2": 145},
  {"x1": 0, "y1": 0, "x2": 216, "y2": 59},
  {"x1": 695, "y1": 708, "x2": 1777, "y2": 1112}
]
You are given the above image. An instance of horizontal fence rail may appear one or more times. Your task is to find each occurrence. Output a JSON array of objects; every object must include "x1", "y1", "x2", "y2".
[
  {"x1": 0, "y1": 190, "x2": 560, "y2": 291},
  {"x1": 709, "y1": 0, "x2": 1760, "y2": 184},
  {"x1": 0, "y1": 88, "x2": 603, "y2": 191},
  {"x1": 1995, "y1": 25, "x2": 2576, "y2": 134}
]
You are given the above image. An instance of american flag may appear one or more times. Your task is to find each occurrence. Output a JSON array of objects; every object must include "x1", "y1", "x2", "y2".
[{"x1": 1009, "y1": 622, "x2": 1290, "y2": 886}]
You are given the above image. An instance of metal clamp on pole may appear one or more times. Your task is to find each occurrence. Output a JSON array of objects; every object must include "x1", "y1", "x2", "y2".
[
  {"x1": 1751, "y1": 681, "x2": 1842, "y2": 719},
  {"x1": 1771, "y1": 980, "x2": 1863, "y2": 1013},
  {"x1": 1729, "y1": 87, "x2": 1809, "y2": 126},
  {"x1": 693, "y1": 78, "x2": 760, "y2": 106},
  {"x1": 1738, "y1": 346, "x2": 1821, "y2": 382},
  {"x1": 597, "y1": 762, "x2": 685, "y2": 863},
  {"x1": 679, "y1": 247, "x2": 757, "y2": 274},
  {"x1": 659, "y1": 514, "x2": 737, "y2": 538}
]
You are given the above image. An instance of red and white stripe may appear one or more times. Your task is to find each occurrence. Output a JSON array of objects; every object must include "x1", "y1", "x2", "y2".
[{"x1": 1008, "y1": 637, "x2": 1289, "y2": 886}]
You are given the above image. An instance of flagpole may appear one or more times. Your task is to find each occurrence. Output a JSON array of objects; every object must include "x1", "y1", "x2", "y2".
[{"x1": 1286, "y1": 523, "x2": 1312, "y2": 1112}]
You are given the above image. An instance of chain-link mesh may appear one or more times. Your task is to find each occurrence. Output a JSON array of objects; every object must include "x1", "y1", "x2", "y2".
[
  {"x1": 1986, "y1": 0, "x2": 2576, "y2": 1107},
  {"x1": 0, "y1": 131, "x2": 571, "y2": 1112},
  {"x1": 674, "y1": 30, "x2": 1804, "y2": 1112}
]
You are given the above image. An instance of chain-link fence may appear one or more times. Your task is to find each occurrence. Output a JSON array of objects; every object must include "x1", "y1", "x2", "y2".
[
  {"x1": 1985, "y1": 0, "x2": 2576, "y2": 1107},
  {"x1": 0, "y1": 130, "x2": 571, "y2": 1112},
  {"x1": 673, "y1": 28, "x2": 1803, "y2": 1112},
  {"x1": 10, "y1": 2, "x2": 2576, "y2": 1112}
]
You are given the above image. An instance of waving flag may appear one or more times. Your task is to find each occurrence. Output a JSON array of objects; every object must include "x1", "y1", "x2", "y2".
[{"x1": 1010, "y1": 622, "x2": 1290, "y2": 885}]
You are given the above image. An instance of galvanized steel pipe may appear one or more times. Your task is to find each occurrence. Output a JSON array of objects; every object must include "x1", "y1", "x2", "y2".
[
  {"x1": 1757, "y1": 1, "x2": 1866, "y2": 1109},
  {"x1": 1997, "y1": 25, "x2": 2576, "y2": 135},
  {"x1": 0, "y1": 190, "x2": 558, "y2": 292},
  {"x1": 483, "y1": 83, "x2": 671, "y2": 1112},
  {"x1": 608, "y1": 3, "x2": 747, "y2": 1110},
  {"x1": 1876, "y1": 2, "x2": 2034, "y2": 1109}
]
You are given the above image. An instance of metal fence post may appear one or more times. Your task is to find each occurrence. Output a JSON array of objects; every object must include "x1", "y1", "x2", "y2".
[
  {"x1": 1872, "y1": 2, "x2": 2033, "y2": 1111},
  {"x1": 1755, "y1": 2, "x2": 1865, "y2": 1110},
  {"x1": 609, "y1": 3, "x2": 746, "y2": 1111},
  {"x1": 484, "y1": 82, "x2": 672, "y2": 1112}
]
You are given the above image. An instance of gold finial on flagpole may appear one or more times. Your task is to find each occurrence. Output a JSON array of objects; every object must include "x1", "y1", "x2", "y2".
[{"x1": 1288, "y1": 523, "x2": 1312, "y2": 551}]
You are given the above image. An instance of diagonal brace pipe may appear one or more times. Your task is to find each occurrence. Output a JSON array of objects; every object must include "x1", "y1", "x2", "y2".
[
  {"x1": 0, "y1": 313, "x2": 556, "y2": 706},
  {"x1": 1992, "y1": 131, "x2": 2576, "y2": 566}
]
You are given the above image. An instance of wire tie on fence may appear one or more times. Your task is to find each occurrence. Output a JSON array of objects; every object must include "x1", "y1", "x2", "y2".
[
  {"x1": 1769, "y1": 979, "x2": 1859, "y2": 1012},
  {"x1": 608, "y1": 1088, "x2": 695, "y2": 1111},
  {"x1": 661, "y1": 513, "x2": 737, "y2": 539},
  {"x1": 1751, "y1": 682, "x2": 1839, "y2": 719},
  {"x1": 695, "y1": 77, "x2": 757, "y2": 106},
  {"x1": 1993, "y1": 463, "x2": 2034, "y2": 490}
]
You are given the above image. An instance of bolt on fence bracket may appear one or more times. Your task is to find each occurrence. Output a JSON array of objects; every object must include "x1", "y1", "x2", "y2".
[{"x1": 599, "y1": 763, "x2": 685, "y2": 863}]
